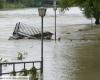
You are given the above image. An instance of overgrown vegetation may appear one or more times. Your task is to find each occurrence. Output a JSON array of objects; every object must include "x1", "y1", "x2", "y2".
[
  {"x1": 60, "y1": 0, "x2": 100, "y2": 24},
  {"x1": 0, "y1": 0, "x2": 3, "y2": 9},
  {"x1": 10, "y1": 66, "x2": 38, "y2": 80},
  {"x1": 0, "y1": 0, "x2": 41, "y2": 9},
  {"x1": 0, "y1": 58, "x2": 8, "y2": 67}
]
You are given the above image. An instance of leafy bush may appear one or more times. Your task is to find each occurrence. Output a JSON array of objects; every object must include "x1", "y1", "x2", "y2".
[{"x1": 0, "y1": 0, "x2": 3, "y2": 9}]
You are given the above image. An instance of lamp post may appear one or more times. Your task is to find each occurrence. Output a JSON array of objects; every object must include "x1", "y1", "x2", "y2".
[
  {"x1": 53, "y1": 0, "x2": 57, "y2": 42},
  {"x1": 38, "y1": 7, "x2": 46, "y2": 80}
]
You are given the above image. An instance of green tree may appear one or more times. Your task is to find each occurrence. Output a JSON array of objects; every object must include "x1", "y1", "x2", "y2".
[
  {"x1": 0, "y1": 0, "x2": 4, "y2": 9},
  {"x1": 60, "y1": 0, "x2": 100, "y2": 24},
  {"x1": 19, "y1": 0, "x2": 35, "y2": 7}
]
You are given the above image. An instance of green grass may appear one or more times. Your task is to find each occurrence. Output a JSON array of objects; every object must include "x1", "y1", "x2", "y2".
[{"x1": 1, "y1": 3, "x2": 25, "y2": 10}]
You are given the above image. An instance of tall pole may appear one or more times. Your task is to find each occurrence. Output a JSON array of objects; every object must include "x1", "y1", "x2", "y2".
[
  {"x1": 38, "y1": 7, "x2": 46, "y2": 80},
  {"x1": 55, "y1": 9, "x2": 57, "y2": 42},
  {"x1": 53, "y1": 0, "x2": 57, "y2": 42},
  {"x1": 41, "y1": 16, "x2": 43, "y2": 80}
]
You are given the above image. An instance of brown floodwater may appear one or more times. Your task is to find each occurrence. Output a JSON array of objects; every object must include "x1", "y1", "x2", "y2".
[{"x1": 0, "y1": 8, "x2": 100, "y2": 80}]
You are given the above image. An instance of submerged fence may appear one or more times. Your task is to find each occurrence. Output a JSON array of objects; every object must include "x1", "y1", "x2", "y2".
[{"x1": 0, "y1": 61, "x2": 41, "y2": 76}]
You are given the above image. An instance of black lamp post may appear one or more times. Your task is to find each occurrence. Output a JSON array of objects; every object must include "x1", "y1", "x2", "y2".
[
  {"x1": 38, "y1": 7, "x2": 46, "y2": 80},
  {"x1": 53, "y1": 0, "x2": 57, "y2": 42}
]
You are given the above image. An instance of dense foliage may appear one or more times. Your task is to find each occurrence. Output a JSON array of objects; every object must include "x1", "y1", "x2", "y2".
[
  {"x1": 0, "y1": 0, "x2": 3, "y2": 9},
  {"x1": 0, "y1": 0, "x2": 41, "y2": 9},
  {"x1": 60, "y1": 0, "x2": 100, "y2": 24}
]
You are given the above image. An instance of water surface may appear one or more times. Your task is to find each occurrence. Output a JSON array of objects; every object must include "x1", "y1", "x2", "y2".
[{"x1": 0, "y1": 7, "x2": 100, "y2": 80}]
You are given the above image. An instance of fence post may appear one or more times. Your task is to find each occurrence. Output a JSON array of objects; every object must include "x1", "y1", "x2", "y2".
[
  {"x1": 24, "y1": 63, "x2": 25, "y2": 70},
  {"x1": 13, "y1": 64, "x2": 16, "y2": 76},
  {"x1": 24, "y1": 63, "x2": 26, "y2": 75},
  {"x1": 0, "y1": 63, "x2": 2, "y2": 76}
]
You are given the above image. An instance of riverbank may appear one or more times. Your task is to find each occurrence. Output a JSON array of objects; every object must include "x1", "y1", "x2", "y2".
[
  {"x1": 62, "y1": 25, "x2": 100, "y2": 41},
  {"x1": 0, "y1": 0, "x2": 38, "y2": 10},
  {"x1": 0, "y1": 3, "x2": 25, "y2": 10}
]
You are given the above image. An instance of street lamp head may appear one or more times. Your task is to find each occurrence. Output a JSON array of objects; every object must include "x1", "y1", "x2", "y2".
[
  {"x1": 53, "y1": 6, "x2": 57, "y2": 11},
  {"x1": 38, "y1": 7, "x2": 47, "y2": 17}
]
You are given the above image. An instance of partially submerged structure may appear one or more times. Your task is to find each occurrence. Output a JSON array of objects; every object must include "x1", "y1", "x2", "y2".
[{"x1": 9, "y1": 22, "x2": 53, "y2": 40}]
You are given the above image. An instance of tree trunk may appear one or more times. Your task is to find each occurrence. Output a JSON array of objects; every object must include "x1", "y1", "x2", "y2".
[{"x1": 95, "y1": 18, "x2": 100, "y2": 25}]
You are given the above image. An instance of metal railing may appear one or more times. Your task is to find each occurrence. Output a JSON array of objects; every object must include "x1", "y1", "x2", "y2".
[{"x1": 0, "y1": 61, "x2": 41, "y2": 76}]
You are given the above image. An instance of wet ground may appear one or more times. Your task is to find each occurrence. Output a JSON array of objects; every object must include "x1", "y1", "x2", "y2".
[{"x1": 0, "y1": 7, "x2": 100, "y2": 80}]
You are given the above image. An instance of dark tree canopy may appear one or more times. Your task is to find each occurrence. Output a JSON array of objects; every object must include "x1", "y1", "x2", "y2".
[
  {"x1": 0, "y1": 0, "x2": 42, "y2": 8},
  {"x1": 0, "y1": 0, "x2": 57, "y2": 8},
  {"x1": 60, "y1": 0, "x2": 100, "y2": 24}
]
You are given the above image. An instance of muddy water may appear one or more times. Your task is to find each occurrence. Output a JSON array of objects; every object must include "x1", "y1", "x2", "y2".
[{"x1": 0, "y1": 8, "x2": 100, "y2": 80}]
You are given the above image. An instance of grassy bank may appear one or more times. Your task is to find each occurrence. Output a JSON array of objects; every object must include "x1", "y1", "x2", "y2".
[
  {"x1": 0, "y1": 3, "x2": 25, "y2": 10},
  {"x1": 0, "y1": 0, "x2": 41, "y2": 10},
  {"x1": 80, "y1": 25, "x2": 100, "y2": 40},
  {"x1": 66, "y1": 25, "x2": 100, "y2": 41}
]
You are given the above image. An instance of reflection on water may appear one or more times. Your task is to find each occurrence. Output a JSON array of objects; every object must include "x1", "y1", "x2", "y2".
[
  {"x1": 73, "y1": 41, "x2": 100, "y2": 80},
  {"x1": 0, "y1": 8, "x2": 99, "y2": 80},
  {"x1": 44, "y1": 40, "x2": 100, "y2": 80}
]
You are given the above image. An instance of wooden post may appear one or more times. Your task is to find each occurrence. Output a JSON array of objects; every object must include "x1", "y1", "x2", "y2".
[
  {"x1": 0, "y1": 64, "x2": 2, "y2": 76},
  {"x1": 13, "y1": 64, "x2": 16, "y2": 76}
]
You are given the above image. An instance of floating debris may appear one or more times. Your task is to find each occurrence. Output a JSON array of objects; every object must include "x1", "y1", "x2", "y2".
[
  {"x1": 9, "y1": 22, "x2": 53, "y2": 40},
  {"x1": 17, "y1": 52, "x2": 23, "y2": 61},
  {"x1": 0, "y1": 58, "x2": 8, "y2": 67}
]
